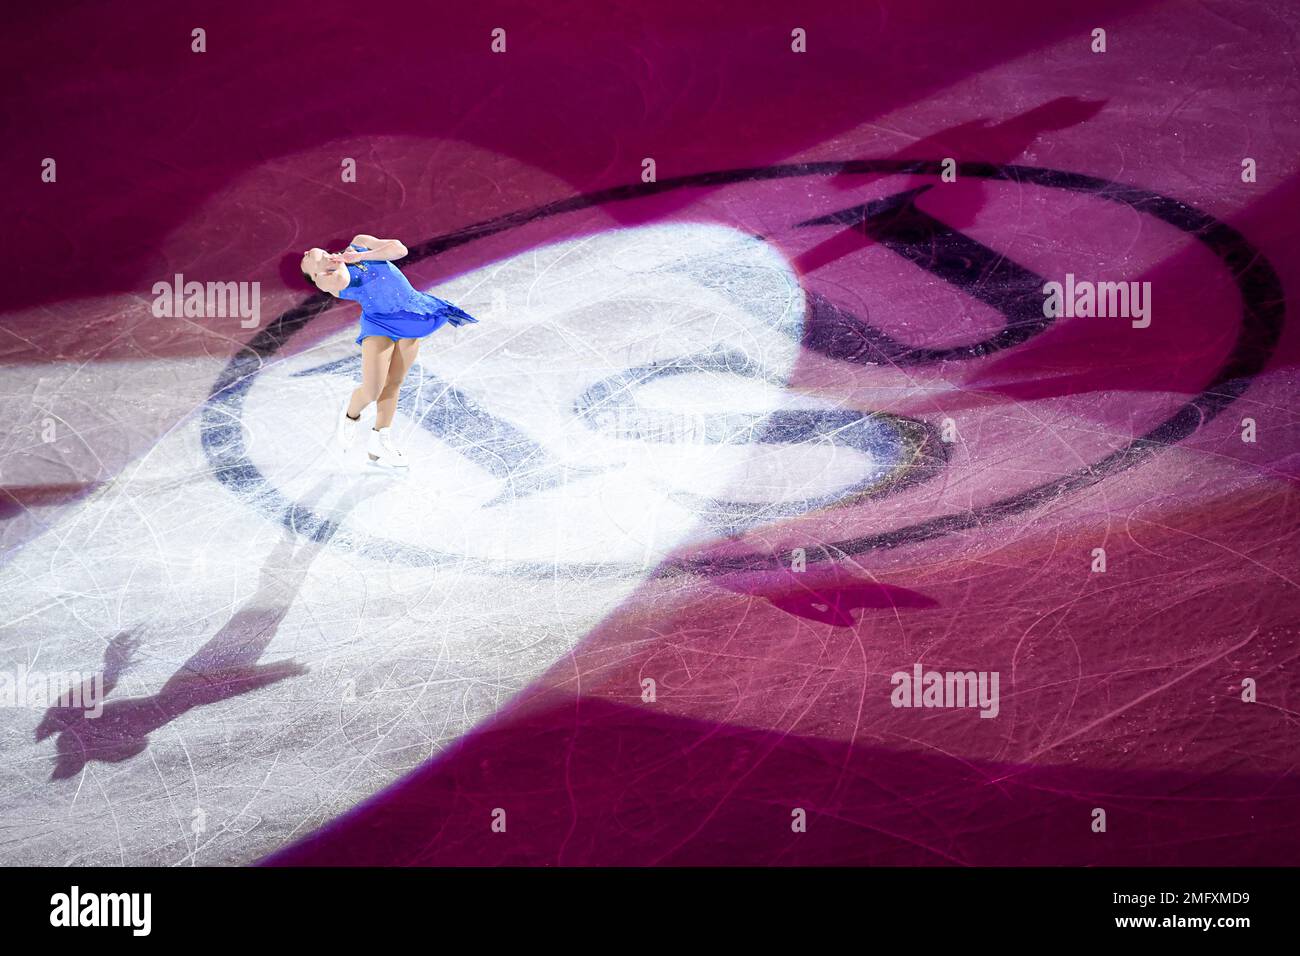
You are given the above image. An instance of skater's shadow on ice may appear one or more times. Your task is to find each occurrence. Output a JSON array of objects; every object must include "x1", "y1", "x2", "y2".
[
  {"x1": 713, "y1": 567, "x2": 937, "y2": 628},
  {"x1": 36, "y1": 478, "x2": 378, "y2": 781},
  {"x1": 796, "y1": 96, "x2": 1107, "y2": 275}
]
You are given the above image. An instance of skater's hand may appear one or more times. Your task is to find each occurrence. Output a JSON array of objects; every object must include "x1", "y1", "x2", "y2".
[{"x1": 334, "y1": 251, "x2": 365, "y2": 264}]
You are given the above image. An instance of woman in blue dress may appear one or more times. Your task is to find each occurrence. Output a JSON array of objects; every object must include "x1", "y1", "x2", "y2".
[{"x1": 300, "y1": 235, "x2": 477, "y2": 468}]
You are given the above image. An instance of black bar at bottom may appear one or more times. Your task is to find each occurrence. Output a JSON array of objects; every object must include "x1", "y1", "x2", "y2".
[{"x1": 0, "y1": 866, "x2": 1287, "y2": 941}]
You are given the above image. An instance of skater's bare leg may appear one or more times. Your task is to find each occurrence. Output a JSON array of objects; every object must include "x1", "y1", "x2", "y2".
[
  {"x1": 375, "y1": 338, "x2": 420, "y2": 429},
  {"x1": 348, "y1": 336, "x2": 395, "y2": 418}
]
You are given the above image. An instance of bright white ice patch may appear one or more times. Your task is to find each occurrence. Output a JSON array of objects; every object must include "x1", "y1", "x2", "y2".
[
  {"x1": 0, "y1": 223, "x2": 823, "y2": 865},
  {"x1": 243, "y1": 223, "x2": 812, "y2": 566}
]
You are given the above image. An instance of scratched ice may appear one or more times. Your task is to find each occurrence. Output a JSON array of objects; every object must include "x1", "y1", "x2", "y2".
[{"x1": 0, "y1": 223, "x2": 906, "y2": 864}]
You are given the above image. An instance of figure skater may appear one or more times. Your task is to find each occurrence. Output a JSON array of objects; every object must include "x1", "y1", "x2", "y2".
[{"x1": 300, "y1": 235, "x2": 477, "y2": 468}]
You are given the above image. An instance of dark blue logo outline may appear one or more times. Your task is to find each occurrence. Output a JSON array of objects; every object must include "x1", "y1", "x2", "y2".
[{"x1": 200, "y1": 161, "x2": 1284, "y2": 578}]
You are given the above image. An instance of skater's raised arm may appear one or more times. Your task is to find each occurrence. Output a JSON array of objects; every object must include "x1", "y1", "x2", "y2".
[{"x1": 346, "y1": 235, "x2": 408, "y2": 262}]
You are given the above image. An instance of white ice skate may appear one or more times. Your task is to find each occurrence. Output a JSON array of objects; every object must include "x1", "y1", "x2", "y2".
[
  {"x1": 367, "y1": 426, "x2": 409, "y2": 469},
  {"x1": 336, "y1": 398, "x2": 361, "y2": 452}
]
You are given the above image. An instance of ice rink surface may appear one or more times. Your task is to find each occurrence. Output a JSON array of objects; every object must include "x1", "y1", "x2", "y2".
[{"x1": 2, "y1": 0, "x2": 1298, "y2": 865}]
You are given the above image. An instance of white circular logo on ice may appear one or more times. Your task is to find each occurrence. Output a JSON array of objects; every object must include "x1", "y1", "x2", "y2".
[{"x1": 241, "y1": 224, "x2": 898, "y2": 570}]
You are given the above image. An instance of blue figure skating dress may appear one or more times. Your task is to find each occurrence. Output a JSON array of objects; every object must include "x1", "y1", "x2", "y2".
[{"x1": 338, "y1": 244, "x2": 478, "y2": 345}]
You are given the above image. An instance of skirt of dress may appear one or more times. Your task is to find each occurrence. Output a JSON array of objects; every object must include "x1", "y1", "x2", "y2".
[{"x1": 355, "y1": 298, "x2": 478, "y2": 345}]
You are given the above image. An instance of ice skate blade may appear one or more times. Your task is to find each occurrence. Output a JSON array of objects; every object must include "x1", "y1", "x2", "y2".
[{"x1": 367, "y1": 457, "x2": 410, "y2": 473}]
